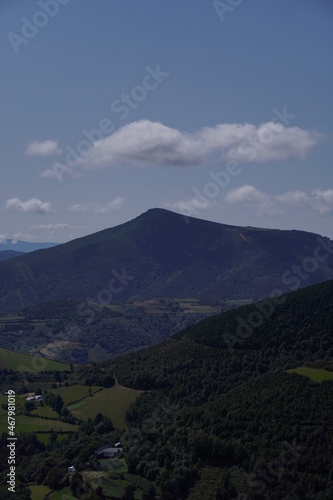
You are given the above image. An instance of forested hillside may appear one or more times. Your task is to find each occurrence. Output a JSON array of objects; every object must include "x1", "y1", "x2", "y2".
[
  {"x1": 0, "y1": 281, "x2": 332, "y2": 499},
  {"x1": 101, "y1": 280, "x2": 333, "y2": 498}
]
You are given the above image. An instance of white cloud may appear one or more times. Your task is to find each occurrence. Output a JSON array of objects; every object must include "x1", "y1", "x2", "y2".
[
  {"x1": 6, "y1": 197, "x2": 52, "y2": 215},
  {"x1": 39, "y1": 167, "x2": 82, "y2": 180},
  {"x1": 12, "y1": 233, "x2": 38, "y2": 243},
  {"x1": 275, "y1": 190, "x2": 310, "y2": 206},
  {"x1": 311, "y1": 189, "x2": 333, "y2": 215},
  {"x1": 225, "y1": 185, "x2": 271, "y2": 205},
  {"x1": 225, "y1": 185, "x2": 333, "y2": 216},
  {"x1": 225, "y1": 122, "x2": 320, "y2": 163},
  {"x1": 70, "y1": 204, "x2": 86, "y2": 212},
  {"x1": 26, "y1": 140, "x2": 61, "y2": 157},
  {"x1": 31, "y1": 223, "x2": 76, "y2": 230},
  {"x1": 0, "y1": 234, "x2": 7, "y2": 244},
  {"x1": 78, "y1": 119, "x2": 320, "y2": 168},
  {"x1": 274, "y1": 188, "x2": 333, "y2": 214},
  {"x1": 70, "y1": 196, "x2": 125, "y2": 214},
  {"x1": 225, "y1": 185, "x2": 281, "y2": 215},
  {"x1": 39, "y1": 169, "x2": 61, "y2": 180}
]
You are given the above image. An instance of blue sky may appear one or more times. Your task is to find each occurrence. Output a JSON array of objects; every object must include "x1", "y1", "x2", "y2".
[{"x1": 1, "y1": 0, "x2": 333, "y2": 243}]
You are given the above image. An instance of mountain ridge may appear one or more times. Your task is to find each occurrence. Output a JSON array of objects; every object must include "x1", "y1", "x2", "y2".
[
  {"x1": 0, "y1": 208, "x2": 332, "y2": 312},
  {"x1": 0, "y1": 239, "x2": 57, "y2": 253}
]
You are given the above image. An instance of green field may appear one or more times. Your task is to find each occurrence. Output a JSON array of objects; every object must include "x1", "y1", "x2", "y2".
[
  {"x1": 31, "y1": 405, "x2": 59, "y2": 418},
  {"x1": 107, "y1": 297, "x2": 224, "y2": 316},
  {"x1": 288, "y1": 366, "x2": 333, "y2": 382},
  {"x1": 51, "y1": 385, "x2": 101, "y2": 405},
  {"x1": 36, "y1": 432, "x2": 72, "y2": 445},
  {"x1": 29, "y1": 484, "x2": 51, "y2": 500},
  {"x1": 0, "y1": 414, "x2": 77, "y2": 434},
  {"x1": 49, "y1": 488, "x2": 76, "y2": 499},
  {"x1": 68, "y1": 383, "x2": 142, "y2": 429},
  {"x1": 0, "y1": 348, "x2": 70, "y2": 372}
]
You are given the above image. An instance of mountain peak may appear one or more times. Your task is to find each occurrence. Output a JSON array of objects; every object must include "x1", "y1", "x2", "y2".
[{"x1": 0, "y1": 210, "x2": 333, "y2": 312}]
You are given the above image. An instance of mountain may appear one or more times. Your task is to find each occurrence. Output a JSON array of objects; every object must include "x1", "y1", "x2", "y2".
[
  {"x1": 103, "y1": 279, "x2": 333, "y2": 498},
  {"x1": 0, "y1": 208, "x2": 333, "y2": 313},
  {"x1": 0, "y1": 250, "x2": 24, "y2": 261},
  {"x1": 0, "y1": 239, "x2": 57, "y2": 252}
]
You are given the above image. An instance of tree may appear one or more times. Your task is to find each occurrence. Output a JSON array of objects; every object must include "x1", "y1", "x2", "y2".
[
  {"x1": 125, "y1": 453, "x2": 139, "y2": 474},
  {"x1": 96, "y1": 485, "x2": 104, "y2": 498},
  {"x1": 99, "y1": 374, "x2": 115, "y2": 388},
  {"x1": 94, "y1": 413, "x2": 104, "y2": 425},
  {"x1": 142, "y1": 486, "x2": 156, "y2": 500},
  {"x1": 47, "y1": 466, "x2": 62, "y2": 490},
  {"x1": 55, "y1": 395, "x2": 64, "y2": 414},
  {"x1": 121, "y1": 485, "x2": 136, "y2": 500},
  {"x1": 70, "y1": 472, "x2": 88, "y2": 498},
  {"x1": 25, "y1": 400, "x2": 35, "y2": 412}
]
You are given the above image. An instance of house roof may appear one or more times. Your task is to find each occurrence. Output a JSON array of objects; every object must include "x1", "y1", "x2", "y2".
[
  {"x1": 97, "y1": 447, "x2": 120, "y2": 453},
  {"x1": 96, "y1": 444, "x2": 113, "y2": 453},
  {"x1": 96, "y1": 447, "x2": 122, "y2": 458}
]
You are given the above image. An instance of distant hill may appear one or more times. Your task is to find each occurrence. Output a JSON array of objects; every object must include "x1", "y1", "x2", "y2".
[
  {"x1": 0, "y1": 250, "x2": 24, "y2": 261},
  {"x1": 111, "y1": 279, "x2": 333, "y2": 391},
  {"x1": 0, "y1": 208, "x2": 333, "y2": 312},
  {"x1": 0, "y1": 297, "x2": 226, "y2": 363},
  {"x1": 0, "y1": 239, "x2": 57, "y2": 252}
]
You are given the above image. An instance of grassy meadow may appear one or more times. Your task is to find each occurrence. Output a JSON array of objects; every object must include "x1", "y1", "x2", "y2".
[
  {"x1": 68, "y1": 383, "x2": 142, "y2": 429},
  {"x1": 0, "y1": 414, "x2": 78, "y2": 434},
  {"x1": 0, "y1": 347, "x2": 70, "y2": 372},
  {"x1": 288, "y1": 366, "x2": 333, "y2": 382},
  {"x1": 50, "y1": 384, "x2": 101, "y2": 405}
]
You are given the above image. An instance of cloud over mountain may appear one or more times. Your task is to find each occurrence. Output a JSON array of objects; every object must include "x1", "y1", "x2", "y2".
[
  {"x1": 79, "y1": 120, "x2": 320, "y2": 168},
  {"x1": 225, "y1": 186, "x2": 333, "y2": 215},
  {"x1": 69, "y1": 196, "x2": 125, "y2": 214}
]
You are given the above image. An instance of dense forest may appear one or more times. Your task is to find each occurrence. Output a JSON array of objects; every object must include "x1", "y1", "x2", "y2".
[
  {"x1": 0, "y1": 280, "x2": 332, "y2": 498},
  {"x1": 106, "y1": 280, "x2": 333, "y2": 498}
]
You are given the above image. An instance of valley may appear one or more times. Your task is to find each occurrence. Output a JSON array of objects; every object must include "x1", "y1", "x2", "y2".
[
  {"x1": 0, "y1": 212, "x2": 332, "y2": 499},
  {"x1": 0, "y1": 297, "x2": 243, "y2": 363}
]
